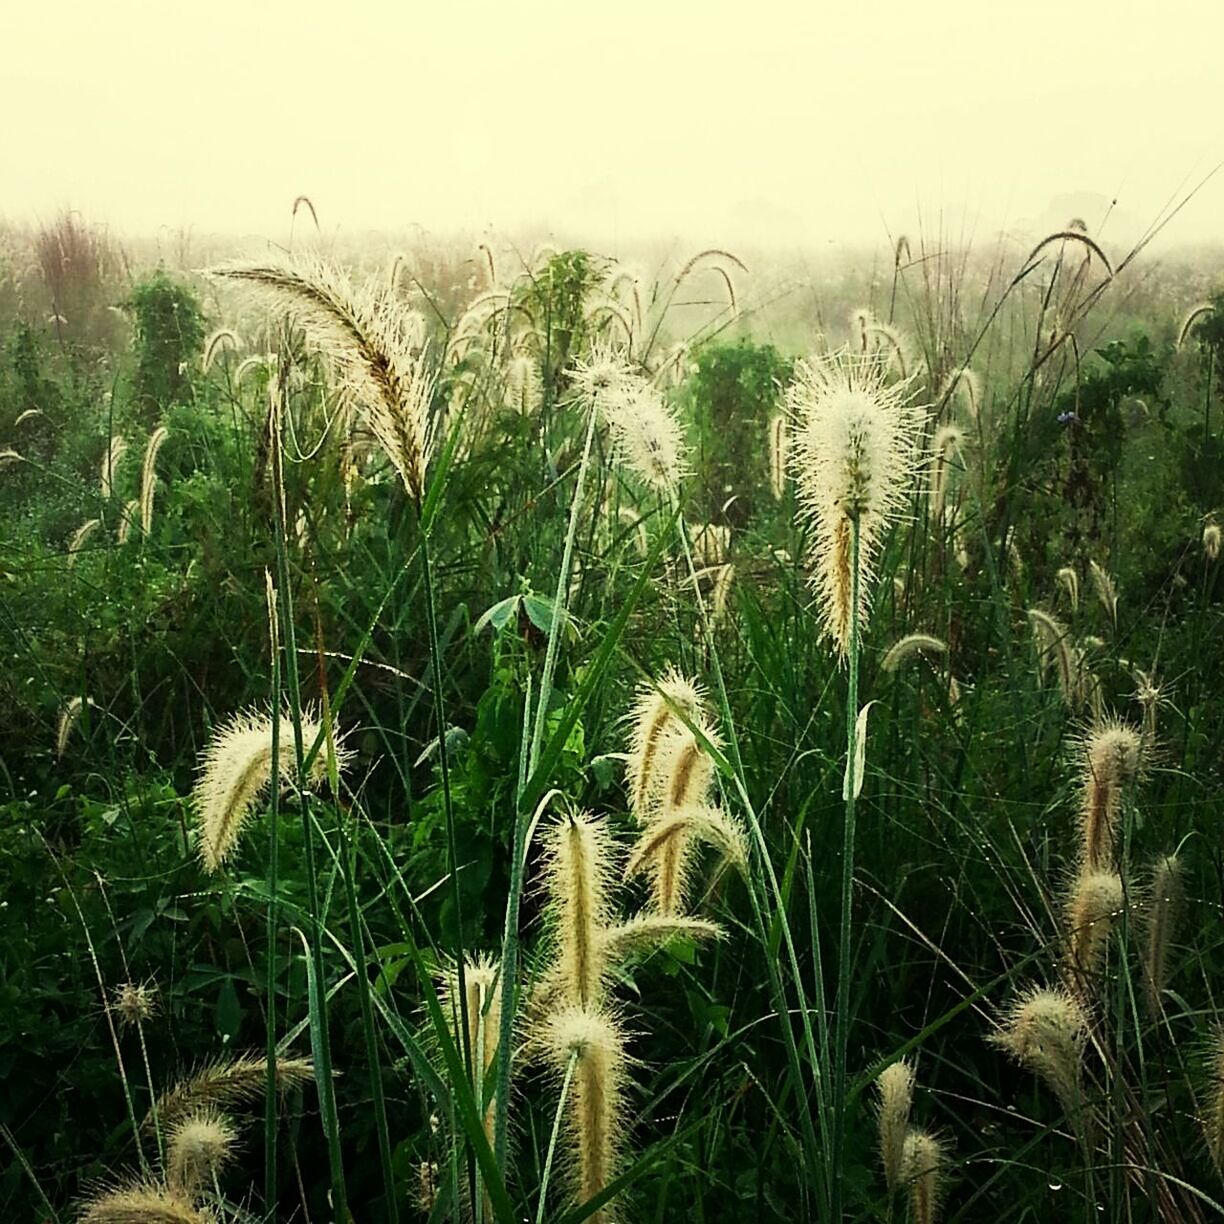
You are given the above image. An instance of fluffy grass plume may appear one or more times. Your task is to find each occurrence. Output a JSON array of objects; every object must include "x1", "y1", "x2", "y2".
[
  {"x1": 1077, "y1": 718, "x2": 1144, "y2": 871},
  {"x1": 1205, "y1": 1029, "x2": 1224, "y2": 1174},
  {"x1": 1065, "y1": 869, "x2": 1123, "y2": 981},
  {"x1": 165, "y1": 1108, "x2": 238, "y2": 1195},
  {"x1": 111, "y1": 979, "x2": 158, "y2": 1029},
  {"x1": 875, "y1": 1058, "x2": 914, "y2": 1192},
  {"x1": 881, "y1": 632, "x2": 948, "y2": 674},
  {"x1": 505, "y1": 352, "x2": 543, "y2": 415},
  {"x1": 928, "y1": 424, "x2": 964, "y2": 523},
  {"x1": 68, "y1": 518, "x2": 101, "y2": 566},
  {"x1": 544, "y1": 811, "x2": 614, "y2": 1008},
  {"x1": 150, "y1": 1053, "x2": 313, "y2": 1130},
  {"x1": 201, "y1": 327, "x2": 241, "y2": 373},
  {"x1": 787, "y1": 348, "x2": 924, "y2": 659},
  {"x1": 209, "y1": 254, "x2": 435, "y2": 500},
  {"x1": 601, "y1": 914, "x2": 724, "y2": 961},
  {"x1": 623, "y1": 669, "x2": 705, "y2": 820},
  {"x1": 100, "y1": 435, "x2": 127, "y2": 500},
  {"x1": 990, "y1": 986, "x2": 1087, "y2": 1120},
  {"x1": 140, "y1": 426, "x2": 169, "y2": 535},
  {"x1": 1056, "y1": 565, "x2": 1080, "y2": 611},
  {"x1": 117, "y1": 498, "x2": 140, "y2": 544},
  {"x1": 56, "y1": 695, "x2": 89, "y2": 759},
  {"x1": 769, "y1": 413, "x2": 787, "y2": 500},
  {"x1": 1205, "y1": 522, "x2": 1222, "y2": 562},
  {"x1": 1144, "y1": 853, "x2": 1183, "y2": 1016},
  {"x1": 545, "y1": 1006, "x2": 626, "y2": 1224},
  {"x1": 604, "y1": 377, "x2": 687, "y2": 493},
  {"x1": 192, "y1": 707, "x2": 345, "y2": 872},
  {"x1": 622, "y1": 805, "x2": 747, "y2": 887},
  {"x1": 1027, "y1": 607, "x2": 1085, "y2": 709},
  {"x1": 1088, "y1": 559, "x2": 1118, "y2": 629},
  {"x1": 79, "y1": 1182, "x2": 207, "y2": 1224},
  {"x1": 901, "y1": 1129, "x2": 946, "y2": 1224}
]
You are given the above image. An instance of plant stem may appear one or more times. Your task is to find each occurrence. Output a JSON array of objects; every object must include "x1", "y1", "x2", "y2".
[
  {"x1": 831, "y1": 513, "x2": 862, "y2": 1223},
  {"x1": 536, "y1": 1049, "x2": 578, "y2": 1224}
]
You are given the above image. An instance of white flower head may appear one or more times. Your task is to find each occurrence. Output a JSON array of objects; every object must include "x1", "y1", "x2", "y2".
[{"x1": 788, "y1": 348, "x2": 924, "y2": 657}]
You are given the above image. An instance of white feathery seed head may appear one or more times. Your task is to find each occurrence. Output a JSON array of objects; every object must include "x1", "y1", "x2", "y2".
[{"x1": 787, "y1": 348, "x2": 925, "y2": 658}]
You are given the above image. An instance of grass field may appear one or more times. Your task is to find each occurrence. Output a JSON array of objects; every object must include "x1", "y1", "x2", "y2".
[{"x1": 2, "y1": 208, "x2": 1223, "y2": 1223}]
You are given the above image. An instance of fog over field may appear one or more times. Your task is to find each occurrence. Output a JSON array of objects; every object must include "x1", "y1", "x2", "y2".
[{"x1": 5, "y1": 0, "x2": 1223, "y2": 253}]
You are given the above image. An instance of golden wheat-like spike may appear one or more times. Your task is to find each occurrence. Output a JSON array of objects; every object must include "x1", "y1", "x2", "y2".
[
  {"x1": 100, "y1": 435, "x2": 127, "y2": 500},
  {"x1": 191, "y1": 706, "x2": 345, "y2": 872},
  {"x1": 1065, "y1": 869, "x2": 1124, "y2": 982},
  {"x1": 881, "y1": 633, "x2": 948, "y2": 674},
  {"x1": 1144, "y1": 853, "x2": 1183, "y2": 1016},
  {"x1": 140, "y1": 426, "x2": 169, "y2": 535},
  {"x1": 68, "y1": 518, "x2": 101, "y2": 566},
  {"x1": 56, "y1": 695, "x2": 90, "y2": 758},
  {"x1": 623, "y1": 669, "x2": 705, "y2": 821},
  {"x1": 545, "y1": 1006, "x2": 626, "y2": 1224},
  {"x1": 150, "y1": 1054, "x2": 313, "y2": 1131},
  {"x1": 1204, "y1": 1029, "x2": 1224, "y2": 1174},
  {"x1": 875, "y1": 1059, "x2": 914, "y2": 1192},
  {"x1": 990, "y1": 986, "x2": 1087, "y2": 1122},
  {"x1": 1088, "y1": 560, "x2": 1118, "y2": 629},
  {"x1": 209, "y1": 255, "x2": 434, "y2": 500},
  {"x1": 1204, "y1": 522, "x2": 1222, "y2": 562},
  {"x1": 1178, "y1": 303, "x2": 1215, "y2": 349},
  {"x1": 545, "y1": 811, "x2": 614, "y2": 1009},
  {"x1": 601, "y1": 915, "x2": 724, "y2": 962},
  {"x1": 1077, "y1": 718, "x2": 1144, "y2": 871},
  {"x1": 788, "y1": 349, "x2": 925, "y2": 660},
  {"x1": 624, "y1": 806, "x2": 747, "y2": 883},
  {"x1": 901, "y1": 1129, "x2": 946, "y2": 1224},
  {"x1": 164, "y1": 1107, "x2": 238, "y2": 1195},
  {"x1": 79, "y1": 1181, "x2": 207, "y2": 1224},
  {"x1": 201, "y1": 327, "x2": 242, "y2": 373}
]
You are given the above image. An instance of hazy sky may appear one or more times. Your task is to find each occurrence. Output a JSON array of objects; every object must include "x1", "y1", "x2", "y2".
[{"x1": 5, "y1": 0, "x2": 1223, "y2": 252}]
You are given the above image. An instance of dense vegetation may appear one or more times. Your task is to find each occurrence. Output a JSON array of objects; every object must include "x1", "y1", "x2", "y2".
[{"x1": 2, "y1": 212, "x2": 1223, "y2": 1223}]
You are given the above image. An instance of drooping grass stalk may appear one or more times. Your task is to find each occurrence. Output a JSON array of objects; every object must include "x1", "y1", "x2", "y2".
[{"x1": 831, "y1": 514, "x2": 862, "y2": 1222}]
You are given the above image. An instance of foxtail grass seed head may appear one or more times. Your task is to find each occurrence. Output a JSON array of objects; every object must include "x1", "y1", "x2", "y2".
[
  {"x1": 140, "y1": 426, "x2": 169, "y2": 535},
  {"x1": 56, "y1": 695, "x2": 90, "y2": 758},
  {"x1": 545, "y1": 1005, "x2": 626, "y2": 1224},
  {"x1": 1204, "y1": 1029, "x2": 1224, "y2": 1174},
  {"x1": 165, "y1": 1108, "x2": 238, "y2": 1195},
  {"x1": 1088, "y1": 560, "x2": 1118, "y2": 628},
  {"x1": 602, "y1": 378, "x2": 688, "y2": 493},
  {"x1": 901, "y1": 1129, "x2": 946, "y2": 1224},
  {"x1": 1144, "y1": 854, "x2": 1183, "y2": 1015},
  {"x1": 191, "y1": 707, "x2": 347, "y2": 872},
  {"x1": 881, "y1": 633, "x2": 948, "y2": 674},
  {"x1": 80, "y1": 1181, "x2": 208, "y2": 1224},
  {"x1": 545, "y1": 811, "x2": 613, "y2": 1008},
  {"x1": 624, "y1": 805, "x2": 747, "y2": 884},
  {"x1": 210, "y1": 255, "x2": 435, "y2": 500},
  {"x1": 117, "y1": 498, "x2": 140, "y2": 544},
  {"x1": 151, "y1": 1054, "x2": 314, "y2": 1130},
  {"x1": 1132, "y1": 668, "x2": 1164, "y2": 745},
  {"x1": 1026, "y1": 607, "x2": 1084, "y2": 709},
  {"x1": 506, "y1": 352, "x2": 543, "y2": 415},
  {"x1": 769, "y1": 413, "x2": 788, "y2": 499},
  {"x1": 1078, "y1": 719, "x2": 1144, "y2": 870},
  {"x1": 1056, "y1": 566, "x2": 1080, "y2": 611},
  {"x1": 692, "y1": 523, "x2": 730, "y2": 568},
  {"x1": 928, "y1": 424, "x2": 964, "y2": 523},
  {"x1": 990, "y1": 987, "x2": 1087, "y2": 1119},
  {"x1": 787, "y1": 348, "x2": 924, "y2": 659},
  {"x1": 875, "y1": 1059, "x2": 915, "y2": 1192},
  {"x1": 943, "y1": 367, "x2": 982, "y2": 419},
  {"x1": 1205, "y1": 522, "x2": 1222, "y2": 562},
  {"x1": 100, "y1": 435, "x2": 127, "y2": 500},
  {"x1": 624, "y1": 669, "x2": 705, "y2": 820},
  {"x1": 601, "y1": 914, "x2": 724, "y2": 962},
  {"x1": 201, "y1": 327, "x2": 241, "y2": 372},
  {"x1": 68, "y1": 517, "x2": 101, "y2": 566},
  {"x1": 1065, "y1": 869, "x2": 1123, "y2": 980}
]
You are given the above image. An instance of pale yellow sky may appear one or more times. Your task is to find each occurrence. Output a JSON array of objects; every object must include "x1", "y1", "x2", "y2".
[{"x1": 4, "y1": 0, "x2": 1223, "y2": 251}]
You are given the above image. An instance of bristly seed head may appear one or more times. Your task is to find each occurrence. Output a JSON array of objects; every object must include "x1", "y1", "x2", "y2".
[
  {"x1": 875, "y1": 1059, "x2": 915, "y2": 1192},
  {"x1": 165, "y1": 1108, "x2": 238, "y2": 1194},
  {"x1": 990, "y1": 986, "x2": 1087, "y2": 1121},
  {"x1": 787, "y1": 348, "x2": 924, "y2": 659}
]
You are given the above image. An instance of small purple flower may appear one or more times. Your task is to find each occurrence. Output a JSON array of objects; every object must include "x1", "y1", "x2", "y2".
[{"x1": 1056, "y1": 411, "x2": 1080, "y2": 426}]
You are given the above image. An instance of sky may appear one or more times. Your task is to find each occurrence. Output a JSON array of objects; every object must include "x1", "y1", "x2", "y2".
[{"x1": 4, "y1": 0, "x2": 1223, "y2": 253}]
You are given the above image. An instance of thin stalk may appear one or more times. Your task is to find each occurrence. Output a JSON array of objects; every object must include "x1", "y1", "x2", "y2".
[
  {"x1": 528, "y1": 403, "x2": 599, "y2": 772},
  {"x1": 537, "y1": 1050, "x2": 579, "y2": 1224},
  {"x1": 264, "y1": 577, "x2": 282, "y2": 1216},
  {"x1": 831, "y1": 513, "x2": 862, "y2": 1223}
]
